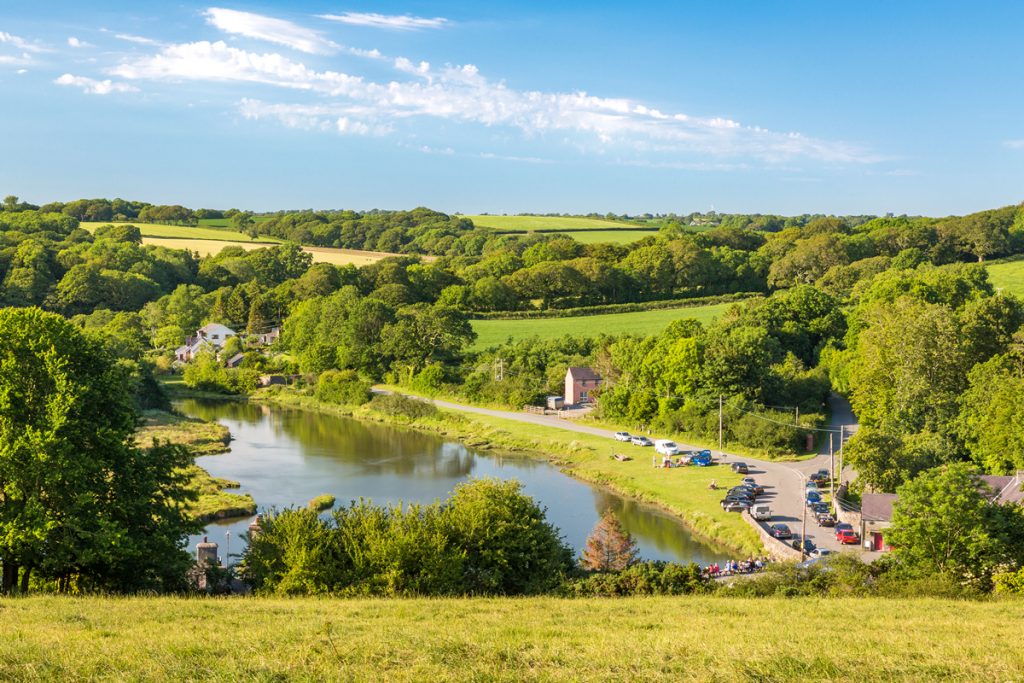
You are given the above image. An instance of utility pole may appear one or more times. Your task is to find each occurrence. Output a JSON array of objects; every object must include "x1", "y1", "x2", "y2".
[
  {"x1": 718, "y1": 395, "x2": 723, "y2": 454},
  {"x1": 800, "y1": 487, "x2": 807, "y2": 561},
  {"x1": 494, "y1": 358, "x2": 504, "y2": 382},
  {"x1": 838, "y1": 425, "x2": 845, "y2": 487},
  {"x1": 795, "y1": 405, "x2": 799, "y2": 426},
  {"x1": 829, "y1": 431, "x2": 835, "y2": 505}
]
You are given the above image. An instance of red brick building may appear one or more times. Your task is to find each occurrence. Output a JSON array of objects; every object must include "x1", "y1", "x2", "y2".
[{"x1": 564, "y1": 366, "x2": 602, "y2": 406}]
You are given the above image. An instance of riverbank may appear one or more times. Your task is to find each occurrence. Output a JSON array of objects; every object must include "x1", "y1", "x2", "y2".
[
  {"x1": 255, "y1": 388, "x2": 762, "y2": 556},
  {"x1": 4, "y1": 594, "x2": 1022, "y2": 681},
  {"x1": 136, "y1": 410, "x2": 256, "y2": 523}
]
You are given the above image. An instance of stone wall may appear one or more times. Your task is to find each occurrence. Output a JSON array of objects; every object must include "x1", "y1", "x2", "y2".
[{"x1": 741, "y1": 511, "x2": 803, "y2": 562}]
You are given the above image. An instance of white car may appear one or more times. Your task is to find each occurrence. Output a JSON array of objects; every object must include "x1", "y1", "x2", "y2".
[
  {"x1": 749, "y1": 504, "x2": 772, "y2": 521},
  {"x1": 810, "y1": 548, "x2": 834, "y2": 558},
  {"x1": 613, "y1": 431, "x2": 632, "y2": 442},
  {"x1": 654, "y1": 439, "x2": 679, "y2": 456},
  {"x1": 631, "y1": 436, "x2": 653, "y2": 447}
]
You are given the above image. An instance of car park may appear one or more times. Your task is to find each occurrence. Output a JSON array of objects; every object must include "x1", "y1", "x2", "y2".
[
  {"x1": 614, "y1": 431, "x2": 632, "y2": 442},
  {"x1": 769, "y1": 524, "x2": 792, "y2": 539},
  {"x1": 837, "y1": 528, "x2": 860, "y2": 545},
  {"x1": 631, "y1": 436, "x2": 653, "y2": 447},
  {"x1": 731, "y1": 462, "x2": 749, "y2": 474}
]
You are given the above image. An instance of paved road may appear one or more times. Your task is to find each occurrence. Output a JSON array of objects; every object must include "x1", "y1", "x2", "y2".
[{"x1": 383, "y1": 389, "x2": 861, "y2": 558}]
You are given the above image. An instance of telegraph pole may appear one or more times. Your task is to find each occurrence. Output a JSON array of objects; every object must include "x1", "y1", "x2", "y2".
[
  {"x1": 838, "y1": 425, "x2": 845, "y2": 486},
  {"x1": 800, "y1": 487, "x2": 807, "y2": 561},
  {"x1": 829, "y1": 431, "x2": 835, "y2": 505}
]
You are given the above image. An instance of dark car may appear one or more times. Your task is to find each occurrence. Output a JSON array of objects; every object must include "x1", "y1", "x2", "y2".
[
  {"x1": 809, "y1": 470, "x2": 830, "y2": 484},
  {"x1": 731, "y1": 462, "x2": 749, "y2": 474},
  {"x1": 729, "y1": 485, "x2": 758, "y2": 499},
  {"x1": 812, "y1": 502, "x2": 830, "y2": 515},
  {"x1": 816, "y1": 513, "x2": 836, "y2": 527},
  {"x1": 723, "y1": 494, "x2": 754, "y2": 507},
  {"x1": 791, "y1": 538, "x2": 816, "y2": 554},
  {"x1": 741, "y1": 479, "x2": 765, "y2": 495},
  {"x1": 721, "y1": 500, "x2": 748, "y2": 512},
  {"x1": 835, "y1": 523, "x2": 854, "y2": 540},
  {"x1": 769, "y1": 524, "x2": 792, "y2": 540}
]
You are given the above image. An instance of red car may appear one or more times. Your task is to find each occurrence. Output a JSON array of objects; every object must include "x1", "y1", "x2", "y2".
[{"x1": 837, "y1": 528, "x2": 860, "y2": 545}]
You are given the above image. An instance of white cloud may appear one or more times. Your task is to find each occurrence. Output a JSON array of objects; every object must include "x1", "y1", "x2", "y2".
[
  {"x1": 68, "y1": 37, "x2": 94, "y2": 48},
  {"x1": 16, "y1": 68, "x2": 27, "y2": 74},
  {"x1": 111, "y1": 40, "x2": 877, "y2": 163},
  {"x1": 1004, "y1": 139, "x2": 1024, "y2": 150},
  {"x1": 114, "y1": 33, "x2": 164, "y2": 46},
  {"x1": 238, "y1": 98, "x2": 391, "y2": 135},
  {"x1": 319, "y1": 12, "x2": 447, "y2": 31},
  {"x1": 0, "y1": 31, "x2": 49, "y2": 53},
  {"x1": 480, "y1": 152, "x2": 554, "y2": 164},
  {"x1": 55, "y1": 73, "x2": 139, "y2": 95},
  {"x1": 205, "y1": 7, "x2": 338, "y2": 55}
]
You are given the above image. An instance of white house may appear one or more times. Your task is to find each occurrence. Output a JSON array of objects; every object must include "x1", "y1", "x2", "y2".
[{"x1": 175, "y1": 323, "x2": 237, "y2": 363}]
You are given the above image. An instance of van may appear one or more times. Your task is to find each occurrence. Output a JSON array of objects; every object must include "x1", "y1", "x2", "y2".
[
  {"x1": 749, "y1": 504, "x2": 772, "y2": 521},
  {"x1": 654, "y1": 439, "x2": 679, "y2": 456}
]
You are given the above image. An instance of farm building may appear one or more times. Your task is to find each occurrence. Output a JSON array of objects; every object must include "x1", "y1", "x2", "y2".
[
  {"x1": 564, "y1": 367, "x2": 602, "y2": 406},
  {"x1": 174, "y1": 323, "x2": 237, "y2": 362}
]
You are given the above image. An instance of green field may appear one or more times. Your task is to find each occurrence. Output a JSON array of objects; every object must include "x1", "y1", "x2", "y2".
[
  {"x1": 3, "y1": 595, "x2": 1022, "y2": 681},
  {"x1": 462, "y1": 214, "x2": 659, "y2": 244},
  {"x1": 986, "y1": 259, "x2": 1024, "y2": 296},
  {"x1": 471, "y1": 301, "x2": 737, "y2": 350},
  {"x1": 81, "y1": 221, "x2": 273, "y2": 242},
  {"x1": 197, "y1": 216, "x2": 272, "y2": 228}
]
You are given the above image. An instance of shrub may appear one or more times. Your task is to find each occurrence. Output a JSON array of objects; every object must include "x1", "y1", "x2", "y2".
[
  {"x1": 563, "y1": 561, "x2": 709, "y2": 597},
  {"x1": 368, "y1": 392, "x2": 439, "y2": 420},
  {"x1": 307, "y1": 494, "x2": 336, "y2": 512},
  {"x1": 316, "y1": 369, "x2": 372, "y2": 406}
]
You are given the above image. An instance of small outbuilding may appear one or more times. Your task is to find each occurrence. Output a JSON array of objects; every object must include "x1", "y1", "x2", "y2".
[
  {"x1": 564, "y1": 366, "x2": 602, "y2": 406},
  {"x1": 860, "y1": 493, "x2": 898, "y2": 552},
  {"x1": 546, "y1": 396, "x2": 565, "y2": 410}
]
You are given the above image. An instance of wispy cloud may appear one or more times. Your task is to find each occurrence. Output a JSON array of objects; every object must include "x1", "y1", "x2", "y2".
[
  {"x1": 67, "y1": 36, "x2": 93, "y2": 48},
  {"x1": 480, "y1": 152, "x2": 554, "y2": 164},
  {"x1": 205, "y1": 7, "x2": 339, "y2": 55},
  {"x1": 319, "y1": 12, "x2": 447, "y2": 31},
  {"x1": 1004, "y1": 139, "x2": 1024, "y2": 150},
  {"x1": 55, "y1": 73, "x2": 138, "y2": 95},
  {"x1": 113, "y1": 32, "x2": 164, "y2": 47},
  {"x1": 0, "y1": 31, "x2": 50, "y2": 53},
  {"x1": 238, "y1": 98, "x2": 391, "y2": 135}
]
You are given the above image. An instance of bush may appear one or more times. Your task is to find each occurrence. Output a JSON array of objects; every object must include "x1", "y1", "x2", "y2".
[
  {"x1": 563, "y1": 561, "x2": 710, "y2": 597},
  {"x1": 993, "y1": 567, "x2": 1024, "y2": 594},
  {"x1": 368, "y1": 392, "x2": 439, "y2": 420},
  {"x1": 316, "y1": 369, "x2": 371, "y2": 406},
  {"x1": 182, "y1": 350, "x2": 259, "y2": 395}
]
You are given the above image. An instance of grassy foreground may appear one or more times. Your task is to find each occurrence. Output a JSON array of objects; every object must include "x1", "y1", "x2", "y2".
[
  {"x1": 470, "y1": 301, "x2": 737, "y2": 350},
  {"x1": 2, "y1": 595, "x2": 1022, "y2": 681}
]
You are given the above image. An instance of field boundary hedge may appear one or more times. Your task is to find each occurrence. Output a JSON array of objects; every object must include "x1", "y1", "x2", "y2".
[{"x1": 470, "y1": 292, "x2": 761, "y2": 320}]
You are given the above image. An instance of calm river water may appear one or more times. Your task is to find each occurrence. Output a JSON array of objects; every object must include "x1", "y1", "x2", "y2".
[{"x1": 181, "y1": 399, "x2": 731, "y2": 565}]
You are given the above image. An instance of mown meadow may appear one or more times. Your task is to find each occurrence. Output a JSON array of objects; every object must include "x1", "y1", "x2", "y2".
[{"x1": 2, "y1": 595, "x2": 1022, "y2": 681}]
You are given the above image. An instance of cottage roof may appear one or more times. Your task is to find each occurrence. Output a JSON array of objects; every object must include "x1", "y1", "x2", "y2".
[
  {"x1": 226, "y1": 352, "x2": 245, "y2": 365},
  {"x1": 861, "y1": 493, "x2": 899, "y2": 522},
  {"x1": 566, "y1": 366, "x2": 601, "y2": 381},
  {"x1": 198, "y1": 323, "x2": 236, "y2": 336}
]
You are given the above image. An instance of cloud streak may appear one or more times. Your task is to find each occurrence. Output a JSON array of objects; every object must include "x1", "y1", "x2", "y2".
[
  {"x1": 1004, "y1": 139, "x2": 1024, "y2": 150},
  {"x1": 319, "y1": 12, "x2": 447, "y2": 31},
  {"x1": 55, "y1": 73, "x2": 138, "y2": 95},
  {"x1": 205, "y1": 7, "x2": 339, "y2": 55},
  {"x1": 109, "y1": 39, "x2": 876, "y2": 163}
]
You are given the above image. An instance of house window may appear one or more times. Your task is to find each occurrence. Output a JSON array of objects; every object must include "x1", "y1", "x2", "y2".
[{"x1": 212, "y1": 334, "x2": 219, "y2": 339}]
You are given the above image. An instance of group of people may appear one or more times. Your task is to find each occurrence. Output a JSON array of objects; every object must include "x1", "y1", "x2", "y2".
[{"x1": 703, "y1": 558, "x2": 767, "y2": 577}]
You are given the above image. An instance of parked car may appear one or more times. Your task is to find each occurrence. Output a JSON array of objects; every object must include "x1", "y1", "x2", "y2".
[
  {"x1": 810, "y1": 548, "x2": 834, "y2": 558},
  {"x1": 834, "y1": 523, "x2": 854, "y2": 540},
  {"x1": 731, "y1": 462, "x2": 749, "y2": 474},
  {"x1": 769, "y1": 524, "x2": 792, "y2": 539},
  {"x1": 741, "y1": 478, "x2": 765, "y2": 495},
  {"x1": 837, "y1": 528, "x2": 860, "y2": 545},
  {"x1": 749, "y1": 504, "x2": 772, "y2": 521},
  {"x1": 811, "y1": 502, "x2": 831, "y2": 515},
  {"x1": 805, "y1": 491, "x2": 822, "y2": 506},
  {"x1": 614, "y1": 431, "x2": 632, "y2": 442},
  {"x1": 724, "y1": 494, "x2": 754, "y2": 507},
  {"x1": 721, "y1": 500, "x2": 749, "y2": 512},
  {"x1": 691, "y1": 450, "x2": 713, "y2": 466},
  {"x1": 809, "y1": 470, "x2": 830, "y2": 484},
  {"x1": 654, "y1": 439, "x2": 680, "y2": 456},
  {"x1": 805, "y1": 481, "x2": 819, "y2": 492},
  {"x1": 791, "y1": 538, "x2": 816, "y2": 554},
  {"x1": 816, "y1": 513, "x2": 837, "y2": 527},
  {"x1": 631, "y1": 436, "x2": 653, "y2": 447}
]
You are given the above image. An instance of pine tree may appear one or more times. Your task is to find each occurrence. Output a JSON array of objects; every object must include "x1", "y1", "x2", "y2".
[{"x1": 581, "y1": 510, "x2": 639, "y2": 571}]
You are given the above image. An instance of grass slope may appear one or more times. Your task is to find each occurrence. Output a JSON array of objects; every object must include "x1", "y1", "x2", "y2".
[
  {"x1": 986, "y1": 259, "x2": 1024, "y2": 296},
  {"x1": 3, "y1": 595, "x2": 1023, "y2": 681},
  {"x1": 470, "y1": 301, "x2": 736, "y2": 349},
  {"x1": 462, "y1": 214, "x2": 640, "y2": 230},
  {"x1": 552, "y1": 229, "x2": 660, "y2": 244}
]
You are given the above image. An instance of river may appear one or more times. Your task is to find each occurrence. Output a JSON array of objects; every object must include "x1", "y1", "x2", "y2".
[{"x1": 181, "y1": 399, "x2": 731, "y2": 566}]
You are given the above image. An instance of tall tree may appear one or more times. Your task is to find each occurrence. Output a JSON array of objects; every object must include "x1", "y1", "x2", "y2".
[{"x1": 581, "y1": 510, "x2": 639, "y2": 572}]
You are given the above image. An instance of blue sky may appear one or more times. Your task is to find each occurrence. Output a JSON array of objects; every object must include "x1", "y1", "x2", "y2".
[{"x1": 1, "y1": 1, "x2": 1022, "y2": 215}]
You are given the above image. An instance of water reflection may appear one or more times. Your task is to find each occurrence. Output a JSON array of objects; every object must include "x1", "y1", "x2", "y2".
[{"x1": 181, "y1": 398, "x2": 730, "y2": 566}]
